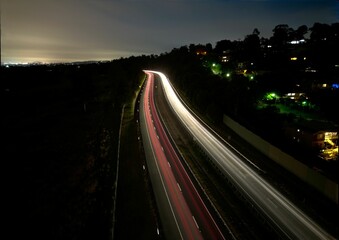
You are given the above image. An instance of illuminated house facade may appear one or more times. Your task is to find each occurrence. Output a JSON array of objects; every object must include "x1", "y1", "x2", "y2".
[{"x1": 284, "y1": 119, "x2": 338, "y2": 161}]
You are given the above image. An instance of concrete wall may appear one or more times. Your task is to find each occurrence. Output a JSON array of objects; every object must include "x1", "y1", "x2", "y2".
[{"x1": 223, "y1": 114, "x2": 338, "y2": 204}]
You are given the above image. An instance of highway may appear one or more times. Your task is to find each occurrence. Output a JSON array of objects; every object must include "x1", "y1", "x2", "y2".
[
  {"x1": 145, "y1": 70, "x2": 336, "y2": 240},
  {"x1": 139, "y1": 72, "x2": 225, "y2": 239}
]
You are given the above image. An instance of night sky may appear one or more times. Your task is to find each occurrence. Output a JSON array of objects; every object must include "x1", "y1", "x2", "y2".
[{"x1": 1, "y1": 0, "x2": 337, "y2": 64}]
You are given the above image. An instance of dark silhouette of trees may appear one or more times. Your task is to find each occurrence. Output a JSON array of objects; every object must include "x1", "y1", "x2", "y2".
[
  {"x1": 308, "y1": 22, "x2": 339, "y2": 71},
  {"x1": 214, "y1": 39, "x2": 233, "y2": 55},
  {"x1": 243, "y1": 28, "x2": 262, "y2": 66},
  {"x1": 2, "y1": 56, "x2": 153, "y2": 240},
  {"x1": 310, "y1": 22, "x2": 332, "y2": 42},
  {"x1": 270, "y1": 24, "x2": 290, "y2": 48},
  {"x1": 294, "y1": 25, "x2": 308, "y2": 40}
]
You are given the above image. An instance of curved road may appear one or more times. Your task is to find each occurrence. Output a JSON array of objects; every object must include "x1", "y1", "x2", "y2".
[
  {"x1": 139, "y1": 72, "x2": 224, "y2": 239},
  {"x1": 145, "y1": 70, "x2": 336, "y2": 240}
]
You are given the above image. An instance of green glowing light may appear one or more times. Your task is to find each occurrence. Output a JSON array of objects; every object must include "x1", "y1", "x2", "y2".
[{"x1": 264, "y1": 92, "x2": 279, "y2": 101}]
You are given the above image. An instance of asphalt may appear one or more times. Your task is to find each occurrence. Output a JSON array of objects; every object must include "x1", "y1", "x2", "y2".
[{"x1": 152, "y1": 74, "x2": 338, "y2": 239}]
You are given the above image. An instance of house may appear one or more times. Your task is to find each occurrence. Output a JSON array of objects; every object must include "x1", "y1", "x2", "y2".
[{"x1": 284, "y1": 119, "x2": 338, "y2": 161}]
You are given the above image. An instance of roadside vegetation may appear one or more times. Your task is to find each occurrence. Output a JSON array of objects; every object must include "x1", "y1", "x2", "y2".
[{"x1": 3, "y1": 57, "x2": 150, "y2": 240}]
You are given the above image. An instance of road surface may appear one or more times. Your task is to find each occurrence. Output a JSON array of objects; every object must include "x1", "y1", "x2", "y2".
[
  {"x1": 139, "y1": 72, "x2": 225, "y2": 239},
  {"x1": 145, "y1": 70, "x2": 335, "y2": 240}
]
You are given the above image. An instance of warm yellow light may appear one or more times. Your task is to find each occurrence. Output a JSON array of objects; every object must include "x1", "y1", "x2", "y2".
[{"x1": 290, "y1": 57, "x2": 297, "y2": 61}]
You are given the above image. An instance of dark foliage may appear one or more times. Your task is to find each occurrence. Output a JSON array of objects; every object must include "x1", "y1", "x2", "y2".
[{"x1": 3, "y1": 56, "x2": 152, "y2": 240}]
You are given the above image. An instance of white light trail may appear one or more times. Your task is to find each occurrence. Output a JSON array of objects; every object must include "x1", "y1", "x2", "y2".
[{"x1": 145, "y1": 70, "x2": 335, "y2": 240}]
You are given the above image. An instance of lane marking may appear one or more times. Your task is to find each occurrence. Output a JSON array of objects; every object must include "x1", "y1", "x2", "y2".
[
  {"x1": 177, "y1": 182, "x2": 182, "y2": 192},
  {"x1": 192, "y1": 216, "x2": 200, "y2": 230}
]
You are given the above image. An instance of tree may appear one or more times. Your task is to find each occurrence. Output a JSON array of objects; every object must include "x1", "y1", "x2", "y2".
[
  {"x1": 243, "y1": 28, "x2": 261, "y2": 64},
  {"x1": 253, "y1": 28, "x2": 260, "y2": 36},
  {"x1": 308, "y1": 22, "x2": 338, "y2": 70},
  {"x1": 270, "y1": 24, "x2": 290, "y2": 48},
  {"x1": 295, "y1": 25, "x2": 308, "y2": 40},
  {"x1": 214, "y1": 39, "x2": 233, "y2": 55},
  {"x1": 310, "y1": 22, "x2": 331, "y2": 42}
]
